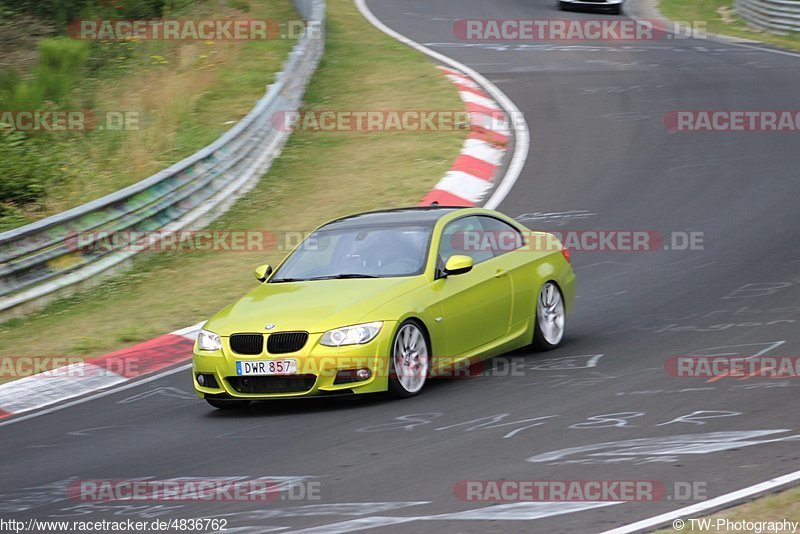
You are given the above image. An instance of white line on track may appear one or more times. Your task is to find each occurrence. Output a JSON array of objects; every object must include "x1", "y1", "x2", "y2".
[
  {"x1": 2, "y1": 2, "x2": 796, "y2": 530},
  {"x1": 601, "y1": 469, "x2": 800, "y2": 533},
  {"x1": 599, "y1": 1, "x2": 800, "y2": 528},
  {"x1": 353, "y1": 0, "x2": 530, "y2": 210},
  {"x1": 1, "y1": 4, "x2": 530, "y2": 428},
  {"x1": 0, "y1": 364, "x2": 191, "y2": 428},
  {"x1": 360, "y1": 0, "x2": 800, "y2": 530}
]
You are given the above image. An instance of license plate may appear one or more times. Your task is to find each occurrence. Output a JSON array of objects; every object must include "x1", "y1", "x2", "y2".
[{"x1": 236, "y1": 359, "x2": 297, "y2": 376}]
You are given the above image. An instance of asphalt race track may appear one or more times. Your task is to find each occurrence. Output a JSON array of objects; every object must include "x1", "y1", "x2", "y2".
[{"x1": 3, "y1": 1, "x2": 800, "y2": 532}]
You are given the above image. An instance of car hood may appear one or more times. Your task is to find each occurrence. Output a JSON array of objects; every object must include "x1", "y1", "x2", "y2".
[{"x1": 204, "y1": 276, "x2": 425, "y2": 336}]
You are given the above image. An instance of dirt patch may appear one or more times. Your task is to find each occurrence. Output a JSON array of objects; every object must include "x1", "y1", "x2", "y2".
[{"x1": 0, "y1": 12, "x2": 56, "y2": 76}]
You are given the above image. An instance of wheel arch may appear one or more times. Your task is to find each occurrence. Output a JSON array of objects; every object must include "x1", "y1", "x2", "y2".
[{"x1": 394, "y1": 315, "x2": 433, "y2": 357}]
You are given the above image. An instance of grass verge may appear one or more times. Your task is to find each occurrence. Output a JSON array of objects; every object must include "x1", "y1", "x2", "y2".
[
  {"x1": 658, "y1": 0, "x2": 800, "y2": 51},
  {"x1": 654, "y1": 485, "x2": 800, "y2": 533},
  {"x1": 1, "y1": 0, "x2": 297, "y2": 229},
  {"x1": 0, "y1": 0, "x2": 466, "y2": 383}
]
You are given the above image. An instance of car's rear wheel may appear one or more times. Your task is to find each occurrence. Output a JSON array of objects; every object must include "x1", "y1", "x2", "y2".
[
  {"x1": 533, "y1": 282, "x2": 566, "y2": 350},
  {"x1": 206, "y1": 398, "x2": 251, "y2": 410},
  {"x1": 388, "y1": 321, "x2": 430, "y2": 397}
]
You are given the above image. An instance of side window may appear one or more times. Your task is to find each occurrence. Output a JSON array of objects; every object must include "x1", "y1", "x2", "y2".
[
  {"x1": 439, "y1": 216, "x2": 494, "y2": 267},
  {"x1": 477, "y1": 216, "x2": 524, "y2": 257}
]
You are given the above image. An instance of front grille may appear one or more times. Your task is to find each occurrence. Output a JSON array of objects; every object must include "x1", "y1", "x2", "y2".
[
  {"x1": 267, "y1": 331, "x2": 308, "y2": 354},
  {"x1": 227, "y1": 375, "x2": 316, "y2": 394},
  {"x1": 229, "y1": 334, "x2": 263, "y2": 355}
]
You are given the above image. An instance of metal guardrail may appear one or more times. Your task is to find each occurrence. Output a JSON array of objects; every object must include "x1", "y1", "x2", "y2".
[
  {"x1": 735, "y1": 0, "x2": 800, "y2": 33},
  {"x1": 0, "y1": 0, "x2": 325, "y2": 317}
]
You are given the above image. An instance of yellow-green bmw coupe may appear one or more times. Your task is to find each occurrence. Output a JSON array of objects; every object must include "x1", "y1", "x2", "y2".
[{"x1": 193, "y1": 207, "x2": 575, "y2": 408}]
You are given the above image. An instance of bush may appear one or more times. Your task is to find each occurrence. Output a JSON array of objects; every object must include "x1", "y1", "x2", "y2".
[
  {"x1": 0, "y1": 0, "x2": 92, "y2": 24},
  {"x1": 0, "y1": 0, "x2": 172, "y2": 23},
  {"x1": 0, "y1": 38, "x2": 89, "y2": 109},
  {"x1": 35, "y1": 38, "x2": 90, "y2": 104},
  {"x1": 0, "y1": 130, "x2": 62, "y2": 212}
]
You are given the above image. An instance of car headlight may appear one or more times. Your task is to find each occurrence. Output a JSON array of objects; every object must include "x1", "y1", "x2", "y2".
[
  {"x1": 321, "y1": 322, "x2": 383, "y2": 347},
  {"x1": 197, "y1": 329, "x2": 222, "y2": 351}
]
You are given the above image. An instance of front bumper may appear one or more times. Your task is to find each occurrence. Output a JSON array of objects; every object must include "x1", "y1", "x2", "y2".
[
  {"x1": 192, "y1": 322, "x2": 397, "y2": 399},
  {"x1": 559, "y1": 0, "x2": 623, "y2": 7}
]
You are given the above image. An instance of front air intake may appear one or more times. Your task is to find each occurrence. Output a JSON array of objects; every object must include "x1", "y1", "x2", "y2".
[
  {"x1": 227, "y1": 375, "x2": 316, "y2": 394},
  {"x1": 229, "y1": 334, "x2": 264, "y2": 355},
  {"x1": 267, "y1": 331, "x2": 309, "y2": 354}
]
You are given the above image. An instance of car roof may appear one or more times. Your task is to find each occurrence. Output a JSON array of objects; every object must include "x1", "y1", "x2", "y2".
[{"x1": 322, "y1": 206, "x2": 466, "y2": 229}]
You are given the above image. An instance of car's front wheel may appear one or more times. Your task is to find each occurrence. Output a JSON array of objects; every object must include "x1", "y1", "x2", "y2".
[
  {"x1": 533, "y1": 282, "x2": 566, "y2": 350},
  {"x1": 206, "y1": 398, "x2": 251, "y2": 410},
  {"x1": 388, "y1": 321, "x2": 430, "y2": 397}
]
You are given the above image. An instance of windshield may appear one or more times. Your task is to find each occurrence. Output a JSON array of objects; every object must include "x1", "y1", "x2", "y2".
[{"x1": 270, "y1": 224, "x2": 433, "y2": 282}]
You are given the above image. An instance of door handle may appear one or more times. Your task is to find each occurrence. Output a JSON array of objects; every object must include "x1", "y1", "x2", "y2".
[{"x1": 494, "y1": 269, "x2": 508, "y2": 278}]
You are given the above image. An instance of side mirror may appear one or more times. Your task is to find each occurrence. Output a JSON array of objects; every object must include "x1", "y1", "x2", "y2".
[
  {"x1": 254, "y1": 264, "x2": 273, "y2": 282},
  {"x1": 444, "y1": 255, "x2": 473, "y2": 276}
]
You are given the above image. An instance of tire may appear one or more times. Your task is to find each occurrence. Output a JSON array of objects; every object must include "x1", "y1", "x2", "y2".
[
  {"x1": 532, "y1": 282, "x2": 566, "y2": 351},
  {"x1": 206, "y1": 398, "x2": 251, "y2": 410},
  {"x1": 388, "y1": 320, "x2": 430, "y2": 398}
]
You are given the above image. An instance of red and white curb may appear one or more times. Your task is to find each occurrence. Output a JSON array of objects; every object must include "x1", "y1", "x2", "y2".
[
  {"x1": 0, "y1": 323, "x2": 203, "y2": 419},
  {"x1": 0, "y1": 29, "x2": 519, "y2": 423},
  {"x1": 420, "y1": 67, "x2": 512, "y2": 207}
]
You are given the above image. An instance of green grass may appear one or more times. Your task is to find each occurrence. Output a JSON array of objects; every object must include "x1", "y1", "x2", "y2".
[
  {"x1": 659, "y1": 0, "x2": 800, "y2": 51},
  {"x1": 654, "y1": 486, "x2": 800, "y2": 533},
  {"x1": 0, "y1": 0, "x2": 297, "y2": 230},
  {"x1": 0, "y1": 0, "x2": 466, "y2": 382},
  {"x1": 0, "y1": 37, "x2": 89, "y2": 109}
]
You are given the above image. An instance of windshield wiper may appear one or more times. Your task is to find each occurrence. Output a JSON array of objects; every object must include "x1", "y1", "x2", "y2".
[
  {"x1": 271, "y1": 274, "x2": 380, "y2": 283},
  {"x1": 307, "y1": 274, "x2": 380, "y2": 280}
]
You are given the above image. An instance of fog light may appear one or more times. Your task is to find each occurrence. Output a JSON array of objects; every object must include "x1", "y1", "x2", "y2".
[
  {"x1": 196, "y1": 373, "x2": 219, "y2": 388},
  {"x1": 334, "y1": 368, "x2": 372, "y2": 385},
  {"x1": 356, "y1": 368, "x2": 371, "y2": 380}
]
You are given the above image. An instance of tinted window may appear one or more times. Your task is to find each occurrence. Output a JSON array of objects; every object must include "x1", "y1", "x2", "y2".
[
  {"x1": 477, "y1": 216, "x2": 524, "y2": 257},
  {"x1": 439, "y1": 216, "x2": 495, "y2": 266},
  {"x1": 270, "y1": 224, "x2": 432, "y2": 281}
]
